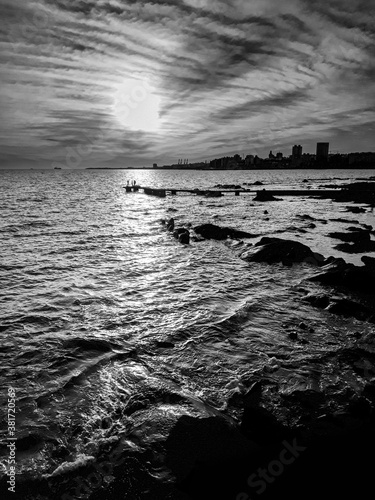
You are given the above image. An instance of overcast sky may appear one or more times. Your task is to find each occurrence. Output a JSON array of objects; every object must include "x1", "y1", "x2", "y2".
[{"x1": 0, "y1": 0, "x2": 374, "y2": 168}]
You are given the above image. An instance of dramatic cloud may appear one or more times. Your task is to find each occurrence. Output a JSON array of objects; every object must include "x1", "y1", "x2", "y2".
[{"x1": 0, "y1": 0, "x2": 374, "y2": 167}]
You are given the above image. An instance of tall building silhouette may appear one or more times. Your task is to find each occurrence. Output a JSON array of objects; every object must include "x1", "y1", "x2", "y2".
[
  {"x1": 292, "y1": 145, "x2": 302, "y2": 159},
  {"x1": 316, "y1": 142, "x2": 329, "y2": 161}
]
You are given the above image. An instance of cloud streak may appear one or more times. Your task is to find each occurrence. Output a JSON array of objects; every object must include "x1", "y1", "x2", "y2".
[{"x1": 0, "y1": 0, "x2": 374, "y2": 167}]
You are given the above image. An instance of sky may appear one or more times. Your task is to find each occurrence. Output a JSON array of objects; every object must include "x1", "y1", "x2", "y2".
[{"x1": 0, "y1": 0, "x2": 374, "y2": 168}]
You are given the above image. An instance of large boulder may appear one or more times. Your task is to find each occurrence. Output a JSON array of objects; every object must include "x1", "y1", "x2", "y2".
[
  {"x1": 362, "y1": 256, "x2": 375, "y2": 270},
  {"x1": 240, "y1": 237, "x2": 324, "y2": 266},
  {"x1": 326, "y1": 299, "x2": 374, "y2": 323},
  {"x1": 328, "y1": 230, "x2": 370, "y2": 243},
  {"x1": 194, "y1": 223, "x2": 256, "y2": 240},
  {"x1": 308, "y1": 262, "x2": 375, "y2": 294},
  {"x1": 334, "y1": 240, "x2": 375, "y2": 253}
]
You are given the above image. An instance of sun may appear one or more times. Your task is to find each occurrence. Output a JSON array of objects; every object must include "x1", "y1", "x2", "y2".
[{"x1": 113, "y1": 78, "x2": 162, "y2": 133}]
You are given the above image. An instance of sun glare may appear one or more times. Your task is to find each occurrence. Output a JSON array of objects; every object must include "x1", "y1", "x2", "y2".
[{"x1": 113, "y1": 79, "x2": 162, "y2": 133}]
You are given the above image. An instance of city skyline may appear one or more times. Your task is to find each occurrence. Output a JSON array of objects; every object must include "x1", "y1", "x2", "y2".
[{"x1": 0, "y1": 0, "x2": 374, "y2": 169}]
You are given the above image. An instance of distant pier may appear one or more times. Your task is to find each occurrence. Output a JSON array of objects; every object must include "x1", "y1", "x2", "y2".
[{"x1": 123, "y1": 185, "x2": 346, "y2": 199}]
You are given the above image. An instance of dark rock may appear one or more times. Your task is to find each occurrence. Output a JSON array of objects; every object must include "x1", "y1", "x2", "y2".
[
  {"x1": 328, "y1": 230, "x2": 370, "y2": 242},
  {"x1": 334, "y1": 240, "x2": 375, "y2": 253},
  {"x1": 194, "y1": 223, "x2": 256, "y2": 240},
  {"x1": 326, "y1": 299, "x2": 373, "y2": 322},
  {"x1": 348, "y1": 397, "x2": 372, "y2": 418},
  {"x1": 241, "y1": 403, "x2": 293, "y2": 445},
  {"x1": 299, "y1": 322, "x2": 308, "y2": 330},
  {"x1": 264, "y1": 210, "x2": 268, "y2": 214},
  {"x1": 16, "y1": 434, "x2": 45, "y2": 451},
  {"x1": 165, "y1": 415, "x2": 259, "y2": 482},
  {"x1": 346, "y1": 206, "x2": 366, "y2": 213},
  {"x1": 240, "y1": 237, "x2": 324, "y2": 266},
  {"x1": 205, "y1": 191, "x2": 222, "y2": 197},
  {"x1": 173, "y1": 227, "x2": 187, "y2": 239},
  {"x1": 166, "y1": 218, "x2": 175, "y2": 231},
  {"x1": 362, "y1": 256, "x2": 375, "y2": 270},
  {"x1": 254, "y1": 190, "x2": 282, "y2": 202},
  {"x1": 302, "y1": 293, "x2": 331, "y2": 309},
  {"x1": 155, "y1": 341, "x2": 175, "y2": 348},
  {"x1": 178, "y1": 230, "x2": 190, "y2": 245},
  {"x1": 289, "y1": 331, "x2": 299, "y2": 340},
  {"x1": 213, "y1": 184, "x2": 242, "y2": 189},
  {"x1": 309, "y1": 262, "x2": 375, "y2": 294},
  {"x1": 330, "y1": 218, "x2": 359, "y2": 224},
  {"x1": 253, "y1": 181, "x2": 263, "y2": 186}
]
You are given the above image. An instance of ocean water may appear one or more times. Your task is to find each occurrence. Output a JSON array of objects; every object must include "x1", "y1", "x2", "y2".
[{"x1": 0, "y1": 168, "x2": 374, "y2": 499}]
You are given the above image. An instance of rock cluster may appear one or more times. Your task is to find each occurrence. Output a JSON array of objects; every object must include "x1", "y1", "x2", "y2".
[{"x1": 194, "y1": 223, "x2": 257, "y2": 240}]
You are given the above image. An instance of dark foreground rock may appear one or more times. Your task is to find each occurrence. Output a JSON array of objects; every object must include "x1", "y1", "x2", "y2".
[
  {"x1": 173, "y1": 227, "x2": 190, "y2": 244},
  {"x1": 328, "y1": 229, "x2": 371, "y2": 243},
  {"x1": 240, "y1": 237, "x2": 325, "y2": 266},
  {"x1": 194, "y1": 223, "x2": 257, "y2": 240},
  {"x1": 334, "y1": 240, "x2": 375, "y2": 253},
  {"x1": 308, "y1": 260, "x2": 375, "y2": 294},
  {"x1": 362, "y1": 256, "x2": 375, "y2": 269},
  {"x1": 302, "y1": 293, "x2": 375, "y2": 323}
]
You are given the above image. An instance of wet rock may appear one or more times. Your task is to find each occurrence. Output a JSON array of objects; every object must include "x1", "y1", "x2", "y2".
[
  {"x1": 178, "y1": 230, "x2": 190, "y2": 245},
  {"x1": 166, "y1": 218, "x2": 175, "y2": 231},
  {"x1": 309, "y1": 262, "x2": 375, "y2": 294},
  {"x1": 155, "y1": 341, "x2": 175, "y2": 349},
  {"x1": 194, "y1": 223, "x2": 256, "y2": 240},
  {"x1": 205, "y1": 191, "x2": 222, "y2": 197},
  {"x1": 213, "y1": 184, "x2": 242, "y2": 189},
  {"x1": 328, "y1": 230, "x2": 370, "y2": 243},
  {"x1": 240, "y1": 237, "x2": 324, "y2": 266},
  {"x1": 362, "y1": 256, "x2": 375, "y2": 270},
  {"x1": 326, "y1": 299, "x2": 374, "y2": 322},
  {"x1": 346, "y1": 206, "x2": 366, "y2": 213},
  {"x1": 172, "y1": 227, "x2": 190, "y2": 244},
  {"x1": 330, "y1": 218, "x2": 360, "y2": 224},
  {"x1": 16, "y1": 434, "x2": 45, "y2": 451},
  {"x1": 348, "y1": 397, "x2": 372, "y2": 418},
  {"x1": 165, "y1": 415, "x2": 259, "y2": 482},
  {"x1": 288, "y1": 331, "x2": 299, "y2": 340},
  {"x1": 254, "y1": 190, "x2": 282, "y2": 202},
  {"x1": 241, "y1": 400, "x2": 293, "y2": 444},
  {"x1": 173, "y1": 227, "x2": 187, "y2": 238},
  {"x1": 302, "y1": 293, "x2": 331, "y2": 309},
  {"x1": 334, "y1": 240, "x2": 375, "y2": 253}
]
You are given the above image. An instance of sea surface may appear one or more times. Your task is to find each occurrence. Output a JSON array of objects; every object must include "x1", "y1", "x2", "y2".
[{"x1": 0, "y1": 168, "x2": 375, "y2": 499}]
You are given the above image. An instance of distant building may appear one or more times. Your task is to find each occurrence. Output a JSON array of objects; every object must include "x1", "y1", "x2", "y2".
[
  {"x1": 292, "y1": 145, "x2": 302, "y2": 159},
  {"x1": 276, "y1": 152, "x2": 283, "y2": 160},
  {"x1": 153, "y1": 163, "x2": 158, "y2": 168},
  {"x1": 269, "y1": 150, "x2": 275, "y2": 159},
  {"x1": 316, "y1": 142, "x2": 329, "y2": 161}
]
